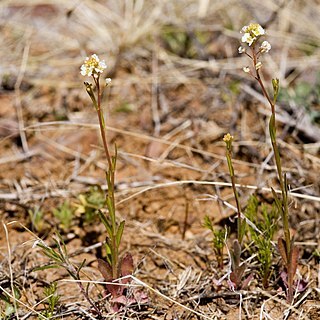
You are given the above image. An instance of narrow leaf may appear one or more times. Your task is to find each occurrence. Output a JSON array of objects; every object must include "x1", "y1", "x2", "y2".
[
  {"x1": 277, "y1": 237, "x2": 288, "y2": 266},
  {"x1": 269, "y1": 114, "x2": 276, "y2": 142},
  {"x1": 104, "y1": 241, "x2": 112, "y2": 266},
  {"x1": 32, "y1": 264, "x2": 60, "y2": 272},
  {"x1": 239, "y1": 218, "x2": 246, "y2": 245},
  {"x1": 229, "y1": 271, "x2": 238, "y2": 287},
  {"x1": 289, "y1": 245, "x2": 299, "y2": 280},
  {"x1": 241, "y1": 273, "x2": 254, "y2": 290},
  {"x1": 116, "y1": 220, "x2": 125, "y2": 248},
  {"x1": 98, "y1": 210, "x2": 112, "y2": 236},
  {"x1": 77, "y1": 259, "x2": 86, "y2": 275},
  {"x1": 233, "y1": 240, "x2": 241, "y2": 267},
  {"x1": 112, "y1": 144, "x2": 117, "y2": 170},
  {"x1": 271, "y1": 188, "x2": 282, "y2": 213},
  {"x1": 272, "y1": 78, "x2": 280, "y2": 103},
  {"x1": 235, "y1": 263, "x2": 246, "y2": 282}
]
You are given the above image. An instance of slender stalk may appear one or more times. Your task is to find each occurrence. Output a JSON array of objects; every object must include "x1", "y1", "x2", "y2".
[
  {"x1": 224, "y1": 134, "x2": 243, "y2": 243},
  {"x1": 230, "y1": 160, "x2": 242, "y2": 242},
  {"x1": 94, "y1": 77, "x2": 112, "y2": 168},
  {"x1": 251, "y1": 48, "x2": 291, "y2": 256},
  {"x1": 93, "y1": 76, "x2": 118, "y2": 279}
]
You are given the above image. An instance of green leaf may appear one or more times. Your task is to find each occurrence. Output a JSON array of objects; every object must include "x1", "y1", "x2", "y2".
[
  {"x1": 104, "y1": 242, "x2": 112, "y2": 266},
  {"x1": 272, "y1": 78, "x2": 280, "y2": 103},
  {"x1": 239, "y1": 218, "x2": 247, "y2": 245},
  {"x1": 0, "y1": 291, "x2": 11, "y2": 304},
  {"x1": 116, "y1": 220, "x2": 125, "y2": 247},
  {"x1": 98, "y1": 210, "x2": 112, "y2": 236},
  {"x1": 55, "y1": 231, "x2": 68, "y2": 257},
  {"x1": 105, "y1": 197, "x2": 116, "y2": 227},
  {"x1": 271, "y1": 188, "x2": 282, "y2": 213},
  {"x1": 203, "y1": 215, "x2": 213, "y2": 231},
  {"x1": 33, "y1": 264, "x2": 61, "y2": 272},
  {"x1": 36, "y1": 244, "x2": 63, "y2": 263},
  {"x1": 269, "y1": 114, "x2": 276, "y2": 142},
  {"x1": 112, "y1": 144, "x2": 118, "y2": 171},
  {"x1": 77, "y1": 259, "x2": 86, "y2": 275}
]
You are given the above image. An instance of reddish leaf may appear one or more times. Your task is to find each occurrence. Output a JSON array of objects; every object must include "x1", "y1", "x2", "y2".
[
  {"x1": 287, "y1": 245, "x2": 299, "y2": 302},
  {"x1": 232, "y1": 240, "x2": 241, "y2": 267},
  {"x1": 289, "y1": 245, "x2": 299, "y2": 279},
  {"x1": 230, "y1": 263, "x2": 246, "y2": 289},
  {"x1": 236, "y1": 263, "x2": 246, "y2": 280},
  {"x1": 277, "y1": 237, "x2": 288, "y2": 266},
  {"x1": 98, "y1": 258, "x2": 120, "y2": 297},
  {"x1": 120, "y1": 253, "x2": 134, "y2": 284},
  {"x1": 241, "y1": 273, "x2": 254, "y2": 290},
  {"x1": 97, "y1": 258, "x2": 112, "y2": 281},
  {"x1": 230, "y1": 271, "x2": 237, "y2": 286}
]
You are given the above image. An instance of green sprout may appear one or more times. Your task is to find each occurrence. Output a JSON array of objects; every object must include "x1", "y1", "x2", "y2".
[
  {"x1": 52, "y1": 201, "x2": 74, "y2": 230},
  {"x1": 204, "y1": 215, "x2": 227, "y2": 269},
  {"x1": 75, "y1": 186, "x2": 105, "y2": 223},
  {"x1": 245, "y1": 195, "x2": 279, "y2": 287},
  {"x1": 28, "y1": 206, "x2": 45, "y2": 232},
  {"x1": 0, "y1": 286, "x2": 21, "y2": 319},
  {"x1": 40, "y1": 283, "x2": 60, "y2": 319}
]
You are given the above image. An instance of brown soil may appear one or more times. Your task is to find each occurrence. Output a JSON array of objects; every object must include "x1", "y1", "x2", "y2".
[{"x1": 1, "y1": 1, "x2": 320, "y2": 319}]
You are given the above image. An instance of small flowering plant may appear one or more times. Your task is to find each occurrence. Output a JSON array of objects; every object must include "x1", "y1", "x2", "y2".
[
  {"x1": 222, "y1": 133, "x2": 251, "y2": 290},
  {"x1": 238, "y1": 23, "x2": 300, "y2": 302},
  {"x1": 80, "y1": 54, "x2": 134, "y2": 309}
]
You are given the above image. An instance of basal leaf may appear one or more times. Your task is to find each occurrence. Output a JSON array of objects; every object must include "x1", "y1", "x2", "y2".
[{"x1": 97, "y1": 258, "x2": 112, "y2": 281}]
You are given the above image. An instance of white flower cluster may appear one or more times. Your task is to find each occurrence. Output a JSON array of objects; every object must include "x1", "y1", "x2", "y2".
[
  {"x1": 240, "y1": 23, "x2": 265, "y2": 46},
  {"x1": 80, "y1": 54, "x2": 107, "y2": 77}
]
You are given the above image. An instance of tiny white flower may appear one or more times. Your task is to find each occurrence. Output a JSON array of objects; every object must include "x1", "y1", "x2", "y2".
[
  {"x1": 241, "y1": 33, "x2": 254, "y2": 46},
  {"x1": 252, "y1": 25, "x2": 265, "y2": 37},
  {"x1": 238, "y1": 46, "x2": 246, "y2": 54},
  {"x1": 240, "y1": 25, "x2": 248, "y2": 33},
  {"x1": 255, "y1": 62, "x2": 262, "y2": 70},
  {"x1": 260, "y1": 41, "x2": 271, "y2": 53},
  {"x1": 243, "y1": 66, "x2": 250, "y2": 73},
  {"x1": 80, "y1": 54, "x2": 107, "y2": 77},
  {"x1": 105, "y1": 78, "x2": 112, "y2": 86}
]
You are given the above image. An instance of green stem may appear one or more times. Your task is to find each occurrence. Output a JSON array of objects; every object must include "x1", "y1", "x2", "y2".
[
  {"x1": 93, "y1": 76, "x2": 119, "y2": 279},
  {"x1": 226, "y1": 148, "x2": 243, "y2": 243},
  {"x1": 94, "y1": 77, "x2": 112, "y2": 169}
]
